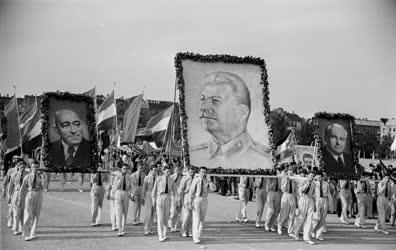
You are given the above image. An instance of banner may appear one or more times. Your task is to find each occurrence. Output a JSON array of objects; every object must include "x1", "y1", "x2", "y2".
[
  {"x1": 97, "y1": 90, "x2": 116, "y2": 131},
  {"x1": 121, "y1": 94, "x2": 143, "y2": 143},
  {"x1": 4, "y1": 96, "x2": 21, "y2": 154}
]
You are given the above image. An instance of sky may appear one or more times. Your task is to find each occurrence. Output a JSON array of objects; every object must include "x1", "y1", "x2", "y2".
[{"x1": 0, "y1": 0, "x2": 395, "y2": 120}]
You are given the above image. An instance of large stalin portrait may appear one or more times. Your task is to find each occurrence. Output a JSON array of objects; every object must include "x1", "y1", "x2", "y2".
[{"x1": 190, "y1": 71, "x2": 273, "y2": 169}]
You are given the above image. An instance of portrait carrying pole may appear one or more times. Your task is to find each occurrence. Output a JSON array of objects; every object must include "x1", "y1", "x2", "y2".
[{"x1": 13, "y1": 86, "x2": 23, "y2": 157}]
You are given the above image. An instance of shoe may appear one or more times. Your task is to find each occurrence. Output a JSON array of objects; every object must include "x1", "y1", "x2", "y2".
[
  {"x1": 118, "y1": 233, "x2": 123, "y2": 237},
  {"x1": 243, "y1": 217, "x2": 249, "y2": 223},
  {"x1": 374, "y1": 226, "x2": 380, "y2": 232},
  {"x1": 270, "y1": 228, "x2": 276, "y2": 232},
  {"x1": 316, "y1": 237, "x2": 324, "y2": 241},
  {"x1": 381, "y1": 230, "x2": 389, "y2": 235},
  {"x1": 310, "y1": 232, "x2": 315, "y2": 238},
  {"x1": 264, "y1": 225, "x2": 270, "y2": 231},
  {"x1": 182, "y1": 232, "x2": 188, "y2": 237},
  {"x1": 159, "y1": 238, "x2": 165, "y2": 242},
  {"x1": 194, "y1": 240, "x2": 201, "y2": 244},
  {"x1": 255, "y1": 223, "x2": 263, "y2": 228},
  {"x1": 236, "y1": 217, "x2": 242, "y2": 222},
  {"x1": 144, "y1": 231, "x2": 149, "y2": 236},
  {"x1": 277, "y1": 228, "x2": 282, "y2": 235},
  {"x1": 13, "y1": 231, "x2": 22, "y2": 236},
  {"x1": 92, "y1": 223, "x2": 97, "y2": 227},
  {"x1": 322, "y1": 229, "x2": 327, "y2": 233},
  {"x1": 288, "y1": 233, "x2": 294, "y2": 237},
  {"x1": 30, "y1": 235, "x2": 36, "y2": 240},
  {"x1": 44, "y1": 189, "x2": 48, "y2": 192},
  {"x1": 292, "y1": 234, "x2": 299, "y2": 241},
  {"x1": 25, "y1": 237, "x2": 31, "y2": 241},
  {"x1": 361, "y1": 224, "x2": 367, "y2": 229},
  {"x1": 354, "y1": 223, "x2": 360, "y2": 228},
  {"x1": 7, "y1": 221, "x2": 12, "y2": 228},
  {"x1": 78, "y1": 188, "x2": 83, "y2": 192},
  {"x1": 305, "y1": 240, "x2": 316, "y2": 245},
  {"x1": 112, "y1": 228, "x2": 117, "y2": 231}
]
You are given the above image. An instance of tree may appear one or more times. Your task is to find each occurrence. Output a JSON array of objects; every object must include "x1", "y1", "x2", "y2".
[
  {"x1": 295, "y1": 119, "x2": 314, "y2": 146},
  {"x1": 378, "y1": 134, "x2": 393, "y2": 159},
  {"x1": 269, "y1": 111, "x2": 290, "y2": 145},
  {"x1": 355, "y1": 132, "x2": 380, "y2": 158}
]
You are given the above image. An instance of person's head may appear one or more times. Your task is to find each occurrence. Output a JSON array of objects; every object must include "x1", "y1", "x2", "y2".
[
  {"x1": 383, "y1": 173, "x2": 390, "y2": 183},
  {"x1": 302, "y1": 154, "x2": 313, "y2": 166},
  {"x1": 16, "y1": 160, "x2": 26, "y2": 171},
  {"x1": 198, "y1": 166, "x2": 207, "y2": 178},
  {"x1": 121, "y1": 164, "x2": 128, "y2": 174},
  {"x1": 173, "y1": 165, "x2": 181, "y2": 175},
  {"x1": 163, "y1": 166, "x2": 171, "y2": 177},
  {"x1": 54, "y1": 109, "x2": 83, "y2": 146},
  {"x1": 324, "y1": 123, "x2": 348, "y2": 156},
  {"x1": 287, "y1": 167, "x2": 294, "y2": 176},
  {"x1": 300, "y1": 168, "x2": 308, "y2": 177},
  {"x1": 12, "y1": 155, "x2": 19, "y2": 163},
  {"x1": 31, "y1": 160, "x2": 39, "y2": 173},
  {"x1": 307, "y1": 170, "x2": 315, "y2": 181},
  {"x1": 122, "y1": 154, "x2": 128, "y2": 163},
  {"x1": 137, "y1": 162, "x2": 143, "y2": 172},
  {"x1": 188, "y1": 166, "x2": 195, "y2": 177},
  {"x1": 315, "y1": 172, "x2": 323, "y2": 182},
  {"x1": 199, "y1": 72, "x2": 251, "y2": 143}
]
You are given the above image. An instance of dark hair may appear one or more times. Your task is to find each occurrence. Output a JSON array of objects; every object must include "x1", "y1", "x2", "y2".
[
  {"x1": 31, "y1": 160, "x2": 40, "y2": 166},
  {"x1": 308, "y1": 170, "x2": 316, "y2": 175},
  {"x1": 199, "y1": 166, "x2": 207, "y2": 171},
  {"x1": 149, "y1": 165, "x2": 157, "y2": 171},
  {"x1": 315, "y1": 171, "x2": 323, "y2": 177},
  {"x1": 163, "y1": 165, "x2": 171, "y2": 171}
]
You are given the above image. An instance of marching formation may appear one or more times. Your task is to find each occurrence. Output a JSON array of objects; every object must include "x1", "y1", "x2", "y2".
[{"x1": 2, "y1": 152, "x2": 396, "y2": 245}]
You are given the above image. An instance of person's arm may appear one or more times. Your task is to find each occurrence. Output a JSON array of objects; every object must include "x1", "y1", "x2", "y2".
[
  {"x1": 2, "y1": 170, "x2": 11, "y2": 198},
  {"x1": 151, "y1": 178, "x2": 158, "y2": 204},
  {"x1": 299, "y1": 179, "x2": 310, "y2": 194},
  {"x1": 281, "y1": 176, "x2": 288, "y2": 193},
  {"x1": 377, "y1": 181, "x2": 386, "y2": 194},
  {"x1": 188, "y1": 178, "x2": 197, "y2": 207}
]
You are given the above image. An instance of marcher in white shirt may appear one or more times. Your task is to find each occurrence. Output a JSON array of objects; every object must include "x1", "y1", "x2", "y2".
[
  {"x1": 169, "y1": 164, "x2": 183, "y2": 231},
  {"x1": 142, "y1": 165, "x2": 158, "y2": 235},
  {"x1": 178, "y1": 166, "x2": 195, "y2": 237},
  {"x1": 90, "y1": 161, "x2": 106, "y2": 226},
  {"x1": 311, "y1": 172, "x2": 329, "y2": 241},
  {"x1": 152, "y1": 165, "x2": 177, "y2": 242},
  {"x1": 277, "y1": 167, "x2": 297, "y2": 236},
  {"x1": 130, "y1": 162, "x2": 145, "y2": 225},
  {"x1": 113, "y1": 164, "x2": 132, "y2": 236},
  {"x1": 188, "y1": 166, "x2": 216, "y2": 244}
]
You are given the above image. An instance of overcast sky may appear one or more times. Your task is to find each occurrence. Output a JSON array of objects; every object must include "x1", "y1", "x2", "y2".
[{"x1": 0, "y1": 0, "x2": 395, "y2": 120}]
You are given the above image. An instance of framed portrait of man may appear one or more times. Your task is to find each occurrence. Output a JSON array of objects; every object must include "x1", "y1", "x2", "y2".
[
  {"x1": 41, "y1": 92, "x2": 98, "y2": 173},
  {"x1": 314, "y1": 112, "x2": 359, "y2": 179},
  {"x1": 175, "y1": 53, "x2": 275, "y2": 174}
]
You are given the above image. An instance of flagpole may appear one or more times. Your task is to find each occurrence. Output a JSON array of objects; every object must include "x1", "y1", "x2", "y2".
[
  {"x1": 113, "y1": 82, "x2": 118, "y2": 147},
  {"x1": 13, "y1": 86, "x2": 23, "y2": 157},
  {"x1": 169, "y1": 77, "x2": 178, "y2": 161}
]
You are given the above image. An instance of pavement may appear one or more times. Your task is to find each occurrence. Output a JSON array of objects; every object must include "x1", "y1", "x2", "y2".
[{"x1": 1, "y1": 179, "x2": 396, "y2": 250}]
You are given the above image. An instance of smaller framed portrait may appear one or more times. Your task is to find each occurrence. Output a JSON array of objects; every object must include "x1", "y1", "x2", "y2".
[
  {"x1": 314, "y1": 112, "x2": 359, "y2": 179},
  {"x1": 41, "y1": 92, "x2": 98, "y2": 173}
]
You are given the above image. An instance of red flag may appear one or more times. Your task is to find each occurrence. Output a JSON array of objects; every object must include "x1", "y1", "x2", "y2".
[
  {"x1": 97, "y1": 90, "x2": 116, "y2": 130},
  {"x1": 4, "y1": 96, "x2": 21, "y2": 153}
]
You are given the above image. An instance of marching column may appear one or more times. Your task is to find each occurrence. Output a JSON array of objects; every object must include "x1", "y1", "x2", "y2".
[
  {"x1": 311, "y1": 172, "x2": 329, "y2": 241},
  {"x1": 152, "y1": 165, "x2": 177, "y2": 242},
  {"x1": 277, "y1": 168, "x2": 297, "y2": 236},
  {"x1": 178, "y1": 166, "x2": 195, "y2": 237},
  {"x1": 130, "y1": 163, "x2": 145, "y2": 225},
  {"x1": 21, "y1": 160, "x2": 46, "y2": 241},
  {"x1": 293, "y1": 171, "x2": 316, "y2": 245},
  {"x1": 142, "y1": 165, "x2": 158, "y2": 235},
  {"x1": 113, "y1": 164, "x2": 132, "y2": 236},
  {"x1": 255, "y1": 177, "x2": 267, "y2": 228},
  {"x1": 189, "y1": 166, "x2": 216, "y2": 244}
]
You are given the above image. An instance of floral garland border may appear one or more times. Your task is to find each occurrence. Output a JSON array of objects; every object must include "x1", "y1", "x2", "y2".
[
  {"x1": 41, "y1": 92, "x2": 99, "y2": 173},
  {"x1": 174, "y1": 52, "x2": 276, "y2": 175},
  {"x1": 313, "y1": 112, "x2": 361, "y2": 180}
]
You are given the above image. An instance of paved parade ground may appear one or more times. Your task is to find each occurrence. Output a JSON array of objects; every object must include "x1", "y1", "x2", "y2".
[{"x1": 1, "y1": 180, "x2": 396, "y2": 250}]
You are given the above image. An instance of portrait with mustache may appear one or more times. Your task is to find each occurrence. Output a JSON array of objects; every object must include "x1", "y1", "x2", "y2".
[
  {"x1": 190, "y1": 71, "x2": 272, "y2": 170},
  {"x1": 48, "y1": 108, "x2": 92, "y2": 169}
]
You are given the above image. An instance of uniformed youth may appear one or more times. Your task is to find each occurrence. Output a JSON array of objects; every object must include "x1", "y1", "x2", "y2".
[
  {"x1": 374, "y1": 173, "x2": 391, "y2": 235},
  {"x1": 264, "y1": 177, "x2": 281, "y2": 232},
  {"x1": 142, "y1": 165, "x2": 158, "y2": 235},
  {"x1": 277, "y1": 168, "x2": 297, "y2": 236},
  {"x1": 9, "y1": 160, "x2": 28, "y2": 235},
  {"x1": 20, "y1": 160, "x2": 45, "y2": 241},
  {"x1": 178, "y1": 166, "x2": 195, "y2": 237},
  {"x1": 169, "y1": 164, "x2": 183, "y2": 232},
  {"x1": 254, "y1": 176, "x2": 267, "y2": 228},
  {"x1": 113, "y1": 163, "x2": 132, "y2": 236},
  {"x1": 188, "y1": 166, "x2": 216, "y2": 244},
  {"x1": 2, "y1": 156, "x2": 20, "y2": 228},
  {"x1": 311, "y1": 172, "x2": 329, "y2": 241},
  {"x1": 354, "y1": 175, "x2": 370, "y2": 228},
  {"x1": 152, "y1": 165, "x2": 177, "y2": 242},
  {"x1": 293, "y1": 171, "x2": 316, "y2": 245},
  {"x1": 236, "y1": 176, "x2": 251, "y2": 223},
  {"x1": 106, "y1": 161, "x2": 121, "y2": 231},
  {"x1": 130, "y1": 162, "x2": 145, "y2": 225},
  {"x1": 338, "y1": 179, "x2": 352, "y2": 224},
  {"x1": 90, "y1": 162, "x2": 106, "y2": 226}
]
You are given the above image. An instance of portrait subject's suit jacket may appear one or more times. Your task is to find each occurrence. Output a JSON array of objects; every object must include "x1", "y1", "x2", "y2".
[
  {"x1": 321, "y1": 146, "x2": 355, "y2": 177},
  {"x1": 48, "y1": 138, "x2": 92, "y2": 169}
]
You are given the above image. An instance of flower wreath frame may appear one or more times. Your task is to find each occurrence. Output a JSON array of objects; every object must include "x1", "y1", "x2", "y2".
[
  {"x1": 41, "y1": 91, "x2": 99, "y2": 173},
  {"x1": 174, "y1": 52, "x2": 277, "y2": 175},
  {"x1": 313, "y1": 112, "x2": 361, "y2": 180}
]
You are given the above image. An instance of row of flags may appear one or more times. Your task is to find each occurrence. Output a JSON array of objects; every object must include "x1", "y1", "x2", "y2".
[{"x1": 0, "y1": 87, "x2": 176, "y2": 157}]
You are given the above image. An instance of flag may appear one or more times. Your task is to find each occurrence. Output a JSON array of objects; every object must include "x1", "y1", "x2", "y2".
[
  {"x1": 391, "y1": 136, "x2": 396, "y2": 151},
  {"x1": 146, "y1": 105, "x2": 173, "y2": 133},
  {"x1": 82, "y1": 87, "x2": 96, "y2": 98},
  {"x1": 141, "y1": 99, "x2": 149, "y2": 109},
  {"x1": 22, "y1": 109, "x2": 43, "y2": 154},
  {"x1": 121, "y1": 94, "x2": 143, "y2": 143},
  {"x1": 276, "y1": 130, "x2": 296, "y2": 161},
  {"x1": 4, "y1": 96, "x2": 21, "y2": 153},
  {"x1": 19, "y1": 97, "x2": 38, "y2": 140},
  {"x1": 97, "y1": 90, "x2": 116, "y2": 130}
]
